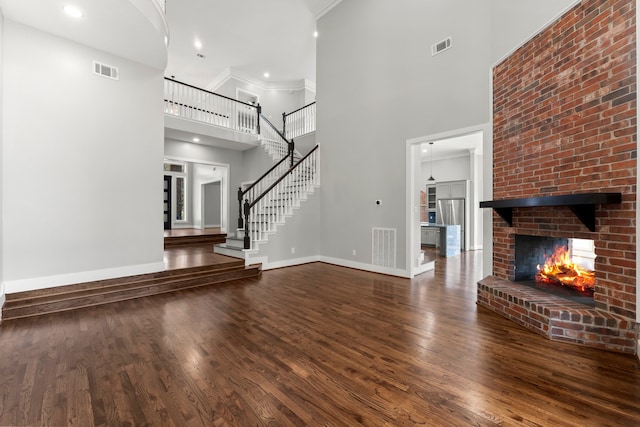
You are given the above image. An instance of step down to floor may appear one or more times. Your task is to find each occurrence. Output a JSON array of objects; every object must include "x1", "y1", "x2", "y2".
[
  {"x1": 164, "y1": 233, "x2": 227, "y2": 248},
  {"x1": 2, "y1": 261, "x2": 261, "y2": 320}
]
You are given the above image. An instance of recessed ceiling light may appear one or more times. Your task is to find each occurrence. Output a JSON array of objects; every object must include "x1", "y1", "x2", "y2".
[
  {"x1": 194, "y1": 39, "x2": 202, "y2": 50},
  {"x1": 264, "y1": 72, "x2": 270, "y2": 78},
  {"x1": 63, "y1": 4, "x2": 83, "y2": 18},
  {"x1": 313, "y1": 31, "x2": 318, "y2": 38},
  {"x1": 193, "y1": 137, "x2": 200, "y2": 142}
]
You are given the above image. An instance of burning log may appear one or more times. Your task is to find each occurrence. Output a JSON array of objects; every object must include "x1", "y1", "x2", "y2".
[{"x1": 535, "y1": 245, "x2": 595, "y2": 295}]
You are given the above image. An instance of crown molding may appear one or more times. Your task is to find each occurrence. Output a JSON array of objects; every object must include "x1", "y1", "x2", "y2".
[
  {"x1": 314, "y1": 0, "x2": 343, "y2": 20},
  {"x1": 206, "y1": 67, "x2": 316, "y2": 94}
]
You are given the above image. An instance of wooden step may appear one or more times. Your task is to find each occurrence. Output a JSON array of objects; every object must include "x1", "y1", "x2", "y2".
[
  {"x1": 164, "y1": 233, "x2": 227, "y2": 248},
  {"x1": 2, "y1": 262, "x2": 261, "y2": 320}
]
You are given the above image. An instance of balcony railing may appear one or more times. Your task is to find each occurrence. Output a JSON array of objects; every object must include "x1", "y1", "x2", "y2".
[
  {"x1": 164, "y1": 78, "x2": 260, "y2": 134},
  {"x1": 283, "y1": 102, "x2": 316, "y2": 139}
]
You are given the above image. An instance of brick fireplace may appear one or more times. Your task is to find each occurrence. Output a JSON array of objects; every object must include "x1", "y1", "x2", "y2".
[{"x1": 478, "y1": 0, "x2": 637, "y2": 354}]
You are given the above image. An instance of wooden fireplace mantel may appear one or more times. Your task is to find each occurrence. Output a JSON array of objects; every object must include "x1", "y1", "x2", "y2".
[{"x1": 479, "y1": 192, "x2": 622, "y2": 232}]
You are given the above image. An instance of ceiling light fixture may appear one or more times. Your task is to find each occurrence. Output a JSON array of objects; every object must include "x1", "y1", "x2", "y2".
[
  {"x1": 63, "y1": 4, "x2": 83, "y2": 18},
  {"x1": 313, "y1": 31, "x2": 318, "y2": 38},
  {"x1": 194, "y1": 39, "x2": 202, "y2": 50},
  {"x1": 193, "y1": 137, "x2": 200, "y2": 142},
  {"x1": 428, "y1": 142, "x2": 436, "y2": 182},
  {"x1": 263, "y1": 72, "x2": 270, "y2": 78}
]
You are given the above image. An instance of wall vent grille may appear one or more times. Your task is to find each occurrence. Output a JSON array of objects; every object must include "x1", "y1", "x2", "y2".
[
  {"x1": 93, "y1": 61, "x2": 119, "y2": 80},
  {"x1": 372, "y1": 227, "x2": 396, "y2": 269},
  {"x1": 431, "y1": 37, "x2": 452, "y2": 56}
]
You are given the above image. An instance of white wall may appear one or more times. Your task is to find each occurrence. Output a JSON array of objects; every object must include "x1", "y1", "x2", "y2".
[
  {"x1": 216, "y1": 77, "x2": 309, "y2": 127},
  {"x1": 317, "y1": 0, "x2": 492, "y2": 270},
  {"x1": 2, "y1": 21, "x2": 165, "y2": 292},
  {"x1": 0, "y1": 9, "x2": 4, "y2": 310}
]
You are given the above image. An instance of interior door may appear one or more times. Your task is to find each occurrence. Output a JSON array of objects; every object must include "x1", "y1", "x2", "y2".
[{"x1": 163, "y1": 175, "x2": 172, "y2": 230}]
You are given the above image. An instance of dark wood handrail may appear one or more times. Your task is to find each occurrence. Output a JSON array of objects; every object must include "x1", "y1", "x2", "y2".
[
  {"x1": 164, "y1": 99, "x2": 229, "y2": 119},
  {"x1": 241, "y1": 153, "x2": 290, "y2": 197},
  {"x1": 249, "y1": 145, "x2": 319, "y2": 209},
  {"x1": 284, "y1": 101, "x2": 316, "y2": 118},
  {"x1": 260, "y1": 113, "x2": 289, "y2": 144},
  {"x1": 164, "y1": 77, "x2": 257, "y2": 108}
]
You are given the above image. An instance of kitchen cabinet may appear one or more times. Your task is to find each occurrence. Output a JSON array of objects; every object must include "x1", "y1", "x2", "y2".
[
  {"x1": 421, "y1": 226, "x2": 440, "y2": 247},
  {"x1": 426, "y1": 185, "x2": 436, "y2": 210},
  {"x1": 436, "y1": 180, "x2": 467, "y2": 199}
]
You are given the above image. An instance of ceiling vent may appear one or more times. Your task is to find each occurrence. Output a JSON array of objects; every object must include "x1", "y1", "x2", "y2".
[
  {"x1": 93, "y1": 61, "x2": 119, "y2": 80},
  {"x1": 431, "y1": 37, "x2": 452, "y2": 56}
]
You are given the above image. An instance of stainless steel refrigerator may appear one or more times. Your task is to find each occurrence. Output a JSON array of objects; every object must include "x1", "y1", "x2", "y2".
[{"x1": 436, "y1": 199, "x2": 465, "y2": 250}]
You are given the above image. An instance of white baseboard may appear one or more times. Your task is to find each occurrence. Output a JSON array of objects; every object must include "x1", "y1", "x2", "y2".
[
  {"x1": 318, "y1": 256, "x2": 412, "y2": 278},
  {"x1": 262, "y1": 255, "x2": 321, "y2": 270},
  {"x1": 4, "y1": 262, "x2": 166, "y2": 294}
]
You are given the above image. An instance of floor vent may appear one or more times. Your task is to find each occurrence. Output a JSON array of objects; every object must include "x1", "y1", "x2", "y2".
[
  {"x1": 431, "y1": 37, "x2": 452, "y2": 56},
  {"x1": 93, "y1": 61, "x2": 119, "y2": 80},
  {"x1": 372, "y1": 227, "x2": 396, "y2": 269}
]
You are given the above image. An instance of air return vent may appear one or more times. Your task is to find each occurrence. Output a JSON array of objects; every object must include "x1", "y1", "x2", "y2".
[
  {"x1": 372, "y1": 227, "x2": 396, "y2": 269},
  {"x1": 93, "y1": 61, "x2": 119, "y2": 80},
  {"x1": 431, "y1": 37, "x2": 452, "y2": 56}
]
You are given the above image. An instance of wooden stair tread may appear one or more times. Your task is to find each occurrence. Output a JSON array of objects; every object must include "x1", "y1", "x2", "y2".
[
  {"x1": 164, "y1": 233, "x2": 227, "y2": 248},
  {"x1": 2, "y1": 263, "x2": 261, "y2": 321},
  {"x1": 5, "y1": 261, "x2": 245, "y2": 301}
]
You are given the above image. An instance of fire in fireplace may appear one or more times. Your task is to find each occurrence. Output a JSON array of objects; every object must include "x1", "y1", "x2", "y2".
[
  {"x1": 514, "y1": 235, "x2": 596, "y2": 305},
  {"x1": 535, "y1": 245, "x2": 595, "y2": 296}
]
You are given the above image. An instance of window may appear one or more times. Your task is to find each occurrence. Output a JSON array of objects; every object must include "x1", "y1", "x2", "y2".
[
  {"x1": 164, "y1": 160, "x2": 188, "y2": 223},
  {"x1": 175, "y1": 176, "x2": 186, "y2": 221}
]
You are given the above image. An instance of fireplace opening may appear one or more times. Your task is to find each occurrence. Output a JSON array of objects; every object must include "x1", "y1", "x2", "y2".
[{"x1": 514, "y1": 235, "x2": 595, "y2": 306}]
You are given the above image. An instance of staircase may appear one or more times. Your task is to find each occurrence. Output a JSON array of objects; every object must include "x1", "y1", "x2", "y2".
[{"x1": 215, "y1": 115, "x2": 319, "y2": 263}]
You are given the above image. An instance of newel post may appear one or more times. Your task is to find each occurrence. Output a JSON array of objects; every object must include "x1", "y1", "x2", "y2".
[
  {"x1": 282, "y1": 112, "x2": 287, "y2": 138},
  {"x1": 237, "y1": 187, "x2": 244, "y2": 228},
  {"x1": 256, "y1": 103, "x2": 262, "y2": 135},
  {"x1": 243, "y1": 199, "x2": 251, "y2": 249},
  {"x1": 288, "y1": 139, "x2": 295, "y2": 168}
]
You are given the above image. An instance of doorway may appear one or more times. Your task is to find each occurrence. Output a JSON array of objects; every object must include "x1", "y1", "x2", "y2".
[
  {"x1": 201, "y1": 180, "x2": 222, "y2": 230},
  {"x1": 406, "y1": 124, "x2": 489, "y2": 277}
]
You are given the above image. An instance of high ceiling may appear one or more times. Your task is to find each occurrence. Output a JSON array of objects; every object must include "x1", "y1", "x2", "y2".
[
  {"x1": 0, "y1": 0, "x2": 341, "y2": 90},
  {"x1": 164, "y1": 0, "x2": 340, "y2": 89}
]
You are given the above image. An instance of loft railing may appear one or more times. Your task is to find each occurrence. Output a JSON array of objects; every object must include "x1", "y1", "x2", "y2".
[
  {"x1": 283, "y1": 102, "x2": 316, "y2": 139},
  {"x1": 240, "y1": 145, "x2": 320, "y2": 249},
  {"x1": 164, "y1": 77, "x2": 260, "y2": 134},
  {"x1": 259, "y1": 114, "x2": 295, "y2": 163}
]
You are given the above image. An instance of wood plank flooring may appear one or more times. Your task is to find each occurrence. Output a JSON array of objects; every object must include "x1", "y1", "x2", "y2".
[{"x1": 0, "y1": 251, "x2": 638, "y2": 426}]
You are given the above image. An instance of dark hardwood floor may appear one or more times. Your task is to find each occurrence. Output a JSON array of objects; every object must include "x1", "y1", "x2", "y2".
[{"x1": 0, "y1": 251, "x2": 638, "y2": 426}]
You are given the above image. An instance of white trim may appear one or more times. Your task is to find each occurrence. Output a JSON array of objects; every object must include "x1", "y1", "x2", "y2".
[
  {"x1": 236, "y1": 88, "x2": 259, "y2": 105},
  {"x1": 314, "y1": 0, "x2": 343, "y2": 20},
  {"x1": 201, "y1": 178, "x2": 223, "y2": 231},
  {"x1": 318, "y1": 256, "x2": 411, "y2": 278},
  {"x1": 492, "y1": 0, "x2": 581, "y2": 68},
  {"x1": 207, "y1": 67, "x2": 311, "y2": 93},
  {"x1": 4, "y1": 262, "x2": 166, "y2": 294},
  {"x1": 262, "y1": 255, "x2": 321, "y2": 270},
  {"x1": 406, "y1": 123, "x2": 490, "y2": 278}
]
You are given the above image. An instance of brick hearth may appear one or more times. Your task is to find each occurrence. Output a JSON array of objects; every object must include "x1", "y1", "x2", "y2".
[
  {"x1": 478, "y1": 277, "x2": 635, "y2": 353},
  {"x1": 480, "y1": 0, "x2": 637, "y2": 354}
]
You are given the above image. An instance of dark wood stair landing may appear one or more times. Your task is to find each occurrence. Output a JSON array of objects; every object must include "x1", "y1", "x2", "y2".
[
  {"x1": 2, "y1": 246, "x2": 260, "y2": 321},
  {"x1": 164, "y1": 228, "x2": 227, "y2": 248}
]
